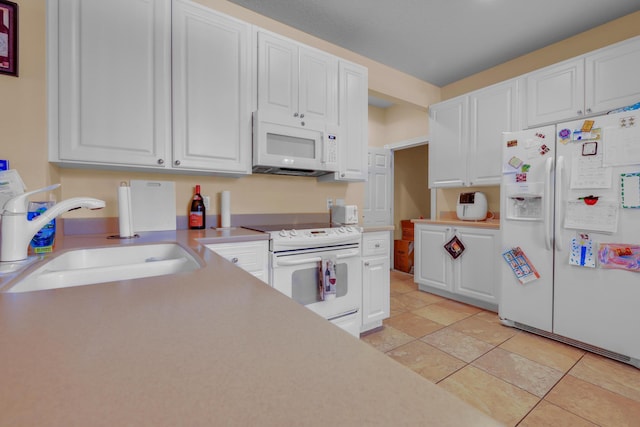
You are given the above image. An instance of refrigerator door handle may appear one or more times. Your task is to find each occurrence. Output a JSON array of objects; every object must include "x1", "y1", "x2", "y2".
[
  {"x1": 544, "y1": 157, "x2": 554, "y2": 251},
  {"x1": 555, "y1": 155, "x2": 565, "y2": 252}
]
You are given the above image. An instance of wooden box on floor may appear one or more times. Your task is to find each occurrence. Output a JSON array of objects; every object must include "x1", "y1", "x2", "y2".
[
  {"x1": 394, "y1": 239, "x2": 414, "y2": 273},
  {"x1": 401, "y1": 220, "x2": 414, "y2": 241}
]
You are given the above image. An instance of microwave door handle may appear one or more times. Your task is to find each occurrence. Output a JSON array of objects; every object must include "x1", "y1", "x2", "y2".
[{"x1": 276, "y1": 256, "x2": 322, "y2": 266}]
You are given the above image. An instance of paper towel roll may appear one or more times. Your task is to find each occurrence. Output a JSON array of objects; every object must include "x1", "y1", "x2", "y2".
[
  {"x1": 221, "y1": 190, "x2": 231, "y2": 228},
  {"x1": 118, "y1": 182, "x2": 134, "y2": 238}
]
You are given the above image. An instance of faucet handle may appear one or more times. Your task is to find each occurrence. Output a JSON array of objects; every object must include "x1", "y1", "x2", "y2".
[{"x1": 2, "y1": 183, "x2": 61, "y2": 214}]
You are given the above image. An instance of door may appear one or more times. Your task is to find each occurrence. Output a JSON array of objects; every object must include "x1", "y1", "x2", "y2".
[
  {"x1": 499, "y1": 126, "x2": 556, "y2": 332},
  {"x1": 363, "y1": 148, "x2": 392, "y2": 226},
  {"x1": 362, "y1": 256, "x2": 390, "y2": 325},
  {"x1": 428, "y1": 97, "x2": 468, "y2": 187},
  {"x1": 54, "y1": 0, "x2": 171, "y2": 167},
  {"x1": 455, "y1": 228, "x2": 500, "y2": 305},
  {"x1": 172, "y1": 0, "x2": 253, "y2": 174},
  {"x1": 257, "y1": 31, "x2": 298, "y2": 119},
  {"x1": 525, "y1": 58, "x2": 584, "y2": 127},
  {"x1": 298, "y1": 47, "x2": 338, "y2": 126},
  {"x1": 553, "y1": 112, "x2": 640, "y2": 361}
]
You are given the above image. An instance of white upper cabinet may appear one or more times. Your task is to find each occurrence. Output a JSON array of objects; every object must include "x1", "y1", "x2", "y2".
[
  {"x1": 49, "y1": 0, "x2": 253, "y2": 175},
  {"x1": 332, "y1": 61, "x2": 369, "y2": 181},
  {"x1": 257, "y1": 30, "x2": 338, "y2": 128},
  {"x1": 172, "y1": 0, "x2": 253, "y2": 174},
  {"x1": 526, "y1": 36, "x2": 640, "y2": 127},
  {"x1": 429, "y1": 78, "x2": 519, "y2": 188},
  {"x1": 50, "y1": 0, "x2": 172, "y2": 168}
]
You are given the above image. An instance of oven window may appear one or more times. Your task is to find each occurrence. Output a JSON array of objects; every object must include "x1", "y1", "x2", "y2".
[
  {"x1": 291, "y1": 263, "x2": 348, "y2": 305},
  {"x1": 266, "y1": 132, "x2": 316, "y2": 159}
]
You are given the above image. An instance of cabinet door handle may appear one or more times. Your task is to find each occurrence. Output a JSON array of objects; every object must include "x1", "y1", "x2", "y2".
[
  {"x1": 299, "y1": 113, "x2": 304, "y2": 118},
  {"x1": 293, "y1": 112, "x2": 299, "y2": 117},
  {"x1": 586, "y1": 108, "x2": 592, "y2": 114},
  {"x1": 157, "y1": 159, "x2": 164, "y2": 165},
  {"x1": 301, "y1": 121, "x2": 305, "y2": 126},
  {"x1": 364, "y1": 262, "x2": 370, "y2": 267},
  {"x1": 577, "y1": 110, "x2": 583, "y2": 115},
  {"x1": 174, "y1": 160, "x2": 181, "y2": 166},
  {"x1": 231, "y1": 257, "x2": 239, "y2": 264},
  {"x1": 374, "y1": 243, "x2": 381, "y2": 248}
]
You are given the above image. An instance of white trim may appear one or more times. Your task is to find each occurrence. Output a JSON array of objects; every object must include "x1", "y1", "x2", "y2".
[{"x1": 384, "y1": 135, "x2": 429, "y2": 151}]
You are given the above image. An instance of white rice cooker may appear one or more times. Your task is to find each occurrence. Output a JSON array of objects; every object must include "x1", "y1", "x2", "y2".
[{"x1": 456, "y1": 192, "x2": 488, "y2": 221}]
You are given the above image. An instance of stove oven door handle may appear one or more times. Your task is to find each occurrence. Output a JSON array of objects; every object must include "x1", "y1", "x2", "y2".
[
  {"x1": 335, "y1": 249, "x2": 360, "y2": 259},
  {"x1": 276, "y1": 256, "x2": 323, "y2": 266}
]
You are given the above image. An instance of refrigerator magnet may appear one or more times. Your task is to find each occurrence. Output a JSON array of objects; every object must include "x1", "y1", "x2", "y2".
[
  {"x1": 582, "y1": 141, "x2": 598, "y2": 156},
  {"x1": 558, "y1": 128, "x2": 571, "y2": 143},
  {"x1": 581, "y1": 120, "x2": 595, "y2": 132},
  {"x1": 508, "y1": 156, "x2": 523, "y2": 169}
]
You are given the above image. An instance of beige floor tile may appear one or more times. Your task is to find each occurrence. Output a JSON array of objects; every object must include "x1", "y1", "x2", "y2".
[
  {"x1": 519, "y1": 401, "x2": 598, "y2": 427},
  {"x1": 384, "y1": 312, "x2": 444, "y2": 338},
  {"x1": 387, "y1": 340, "x2": 466, "y2": 383},
  {"x1": 389, "y1": 295, "x2": 409, "y2": 314},
  {"x1": 390, "y1": 279, "x2": 416, "y2": 295},
  {"x1": 395, "y1": 290, "x2": 445, "y2": 310},
  {"x1": 472, "y1": 348, "x2": 564, "y2": 397},
  {"x1": 421, "y1": 328, "x2": 494, "y2": 363},
  {"x1": 569, "y1": 352, "x2": 640, "y2": 402},
  {"x1": 439, "y1": 365, "x2": 539, "y2": 426},
  {"x1": 546, "y1": 374, "x2": 640, "y2": 427},
  {"x1": 450, "y1": 312, "x2": 519, "y2": 346},
  {"x1": 412, "y1": 301, "x2": 479, "y2": 326},
  {"x1": 499, "y1": 331, "x2": 585, "y2": 372},
  {"x1": 360, "y1": 325, "x2": 414, "y2": 353}
]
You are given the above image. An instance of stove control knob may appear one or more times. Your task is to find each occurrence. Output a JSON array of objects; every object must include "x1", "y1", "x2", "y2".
[
  {"x1": 338, "y1": 227, "x2": 346, "y2": 233},
  {"x1": 290, "y1": 229, "x2": 298, "y2": 236},
  {"x1": 345, "y1": 226, "x2": 353, "y2": 232},
  {"x1": 279, "y1": 230, "x2": 287, "y2": 237}
]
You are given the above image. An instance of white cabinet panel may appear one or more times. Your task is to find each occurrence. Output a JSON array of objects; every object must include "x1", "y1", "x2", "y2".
[
  {"x1": 526, "y1": 58, "x2": 585, "y2": 126},
  {"x1": 429, "y1": 79, "x2": 518, "y2": 188},
  {"x1": 361, "y1": 231, "x2": 390, "y2": 332},
  {"x1": 205, "y1": 240, "x2": 269, "y2": 284},
  {"x1": 51, "y1": 0, "x2": 171, "y2": 167},
  {"x1": 415, "y1": 223, "x2": 500, "y2": 310},
  {"x1": 257, "y1": 30, "x2": 337, "y2": 127},
  {"x1": 526, "y1": 36, "x2": 640, "y2": 127},
  {"x1": 172, "y1": 0, "x2": 253, "y2": 174}
]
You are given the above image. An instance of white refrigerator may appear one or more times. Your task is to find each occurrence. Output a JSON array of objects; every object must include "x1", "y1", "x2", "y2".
[{"x1": 500, "y1": 110, "x2": 640, "y2": 368}]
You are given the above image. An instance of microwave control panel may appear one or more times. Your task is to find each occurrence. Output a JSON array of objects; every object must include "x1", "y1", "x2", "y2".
[{"x1": 326, "y1": 134, "x2": 338, "y2": 165}]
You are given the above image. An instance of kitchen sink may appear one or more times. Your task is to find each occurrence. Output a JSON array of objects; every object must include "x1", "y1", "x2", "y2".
[{"x1": 4, "y1": 243, "x2": 202, "y2": 293}]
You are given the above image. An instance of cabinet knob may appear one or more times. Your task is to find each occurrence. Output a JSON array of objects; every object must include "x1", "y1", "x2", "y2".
[
  {"x1": 375, "y1": 243, "x2": 381, "y2": 248},
  {"x1": 299, "y1": 113, "x2": 304, "y2": 118},
  {"x1": 157, "y1": 159, "x2": 164, "y2": 165},
  {"x1": 293, "y1": 112, "x2": 299, "y2": 117},
  {"x1": 577, "y1": 110, "x2": 583, "y2": 115},
  {"x1": 364, "y1": 262, "x2": 370, "y2": 267},
  {"x1": 341, "y1": 173, "x2": 346, "y2": 177},
  {"x1": 301, "y1": 121, "x2": 305, "y2": 126},
  {"x1": 174, "y1": 160, "x2": 181, "y2": 166},
  {"x1": 586, "y1": 108, "x2": 592, "y2": 114},
  {"x1": 231, "y1": 257, "x2": 239, "y2": 264}
]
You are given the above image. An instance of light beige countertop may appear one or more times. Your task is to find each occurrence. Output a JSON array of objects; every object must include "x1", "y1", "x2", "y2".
[
  {"x1": 362, "y1": 224, "x2": 395, "y2": 232},
  {"x1": 0, "y1": 229, "x2": 503, "y2": 426},
  {"x1": 413, "y1": 212, "x2": 501, "y2": 230}
]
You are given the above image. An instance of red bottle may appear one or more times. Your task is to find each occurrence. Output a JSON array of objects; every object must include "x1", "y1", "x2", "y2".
[{"x1": 189, "y1": 185, "x2": 206, "y2": 229}]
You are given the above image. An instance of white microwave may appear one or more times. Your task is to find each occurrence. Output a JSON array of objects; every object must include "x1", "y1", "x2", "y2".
[{"x1": 252, "y1": 111, "x2": 338, "y2": 177}]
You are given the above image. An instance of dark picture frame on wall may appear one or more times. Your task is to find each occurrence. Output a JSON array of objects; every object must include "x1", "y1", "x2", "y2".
[{"x1": 0, "y1": 0, "x2": 18, "y2": 77}]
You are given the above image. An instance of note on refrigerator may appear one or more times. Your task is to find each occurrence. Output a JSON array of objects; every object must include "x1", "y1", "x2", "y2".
[
  {"x1": 602, "y1": 125, "x2": 640, "y2": 167},
  {"x1": 621, "y1": 173, "x2": 640, "y2": 208},
  {"x1": 564, "y1": 200, "x2": 619, "y2": 233},
  {"x1": 570, "y1": 150, "x2": 612, "y2": 189}
]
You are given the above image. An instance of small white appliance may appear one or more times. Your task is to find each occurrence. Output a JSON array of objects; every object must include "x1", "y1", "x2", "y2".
[
  {"x1": 331, "y1": 205, "x2": 358, "y2": 225},
  {"x1": 252, "y1": 111, "x2": 339, "y2": 177},
  {"x1": 456, "y1": 192, "x2": 488, "y2": 221}
]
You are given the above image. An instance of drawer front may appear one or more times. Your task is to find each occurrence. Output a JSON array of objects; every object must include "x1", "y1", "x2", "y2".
[
  {"x1": 362, "y1": 232, "x2": 390, "y2": 257},
  {"x1": 205, "y1": 241, "x2": 268, "y2": 273}
]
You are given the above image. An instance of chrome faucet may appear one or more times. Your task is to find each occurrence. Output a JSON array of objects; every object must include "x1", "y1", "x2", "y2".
[{"x1": 0, "y1": 184, "x2": 105, "y2": 262}]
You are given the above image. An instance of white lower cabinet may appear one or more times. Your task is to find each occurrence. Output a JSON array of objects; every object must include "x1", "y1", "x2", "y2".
[
  {"x1": 205, "y1": 240, "x2": 269, "y2": 284},
  {"x1": 361, "y1": 231, "x2": 391, "y2": 332},
  {"x1": 414, "y1": 223, "x2": 500, "y2": 311}
]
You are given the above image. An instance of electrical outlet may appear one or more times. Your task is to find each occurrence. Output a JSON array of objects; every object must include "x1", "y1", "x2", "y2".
[
  {"x1": 326, "y1": 198, "x2": 333, "y2": 210},
  {"x1": 204, "y1": 195, "x2": 211, "y2": 210}
]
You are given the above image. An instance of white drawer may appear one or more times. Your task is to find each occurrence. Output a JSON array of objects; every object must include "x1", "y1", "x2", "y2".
[
  {"x1": 205, "y1": 240, "x2": 268, "y2": 277},
  {"x1": 362, "y1": 231, "x2": 390, "y2": 257}
]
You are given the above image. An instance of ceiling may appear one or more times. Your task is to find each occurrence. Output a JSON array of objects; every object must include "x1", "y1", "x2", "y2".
[{"x1": 227, "y1": 0, "x2": 640, "y2": 91}]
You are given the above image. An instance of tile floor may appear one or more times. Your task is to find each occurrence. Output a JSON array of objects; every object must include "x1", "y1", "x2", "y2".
[{"x1": 360, "y1": 270, "x2": 640, "y2": 427}]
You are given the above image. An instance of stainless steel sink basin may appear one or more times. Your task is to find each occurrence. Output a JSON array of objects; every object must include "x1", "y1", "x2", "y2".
[{"x1": 4, "y1": 243, "x2": 202, "y2": 293}]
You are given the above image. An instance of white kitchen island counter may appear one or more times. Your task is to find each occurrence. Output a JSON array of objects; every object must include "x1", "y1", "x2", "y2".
[{"x1": 0, "y1": 229, "x2": 503, "y2": 426}]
